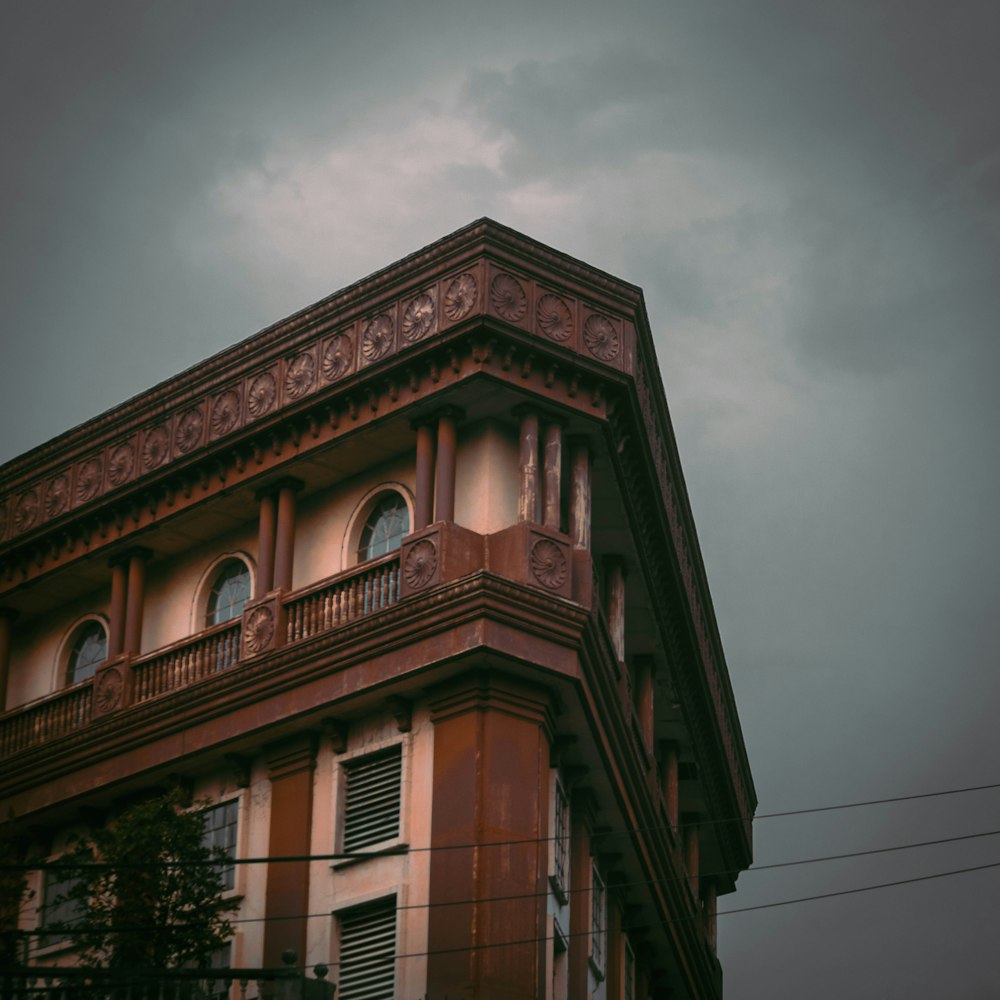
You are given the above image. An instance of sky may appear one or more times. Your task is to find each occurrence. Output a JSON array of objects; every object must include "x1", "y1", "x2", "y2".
[{"x1": 2, "y1": 1, "x2": 999, "y2": 995}]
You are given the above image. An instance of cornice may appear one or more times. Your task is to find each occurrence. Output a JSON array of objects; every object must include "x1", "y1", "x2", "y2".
[
  {"x1": 0, "y1": 329, "x2": 622, "y2": 597},
  {"x1": 604, "y1": 392, "x2": 755, "y2": 871},
  {"x1": 0, "y1": 221, "x2": 642, "y2": 540}
]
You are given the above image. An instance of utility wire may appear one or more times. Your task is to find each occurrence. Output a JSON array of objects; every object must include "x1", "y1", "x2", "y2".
[
  {"x1": 9, "y1": 777, "x2": 1000, "y2": 874},
  {"x1": 22, "y1": 827, "x2": 1000, "y2": 937},
  {"x1": 25, "y1": 859, "x2": 1000, "y2": 967}
]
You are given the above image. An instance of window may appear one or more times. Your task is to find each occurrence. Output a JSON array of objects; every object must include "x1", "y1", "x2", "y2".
[
  {"x1": 206, "y1": 560, "x2": 251, "y2": 627},
  {"x1": 342, "y1": 745, "x2": 403, "y2": 852},
  {"x1": 591, "y1": 864, "x2": 606, "y2": 978},
  {"x1": 624, "y1": 935, "x2": 636, "y2": 1000},
  {"x1": 66, "y1": 621, "x2": 107, "y2": 685},
  {"x1": 337, "y1": 897, "x2": 396, "y2": 1000},
  {"x1": 201, "y1": 800, "x2": 239, "y2": 892},
  {"x1": 357, "y1": 493, "x2": 409, "y2": 562},
  {"x1": 551, "y1": 779, "x2": 570, "y2": 900},
  {"x1": 40, "y1": 862, "x2": 85, "y2": 938}
]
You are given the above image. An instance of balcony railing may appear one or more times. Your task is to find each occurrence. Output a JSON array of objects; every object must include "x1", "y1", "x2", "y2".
[
  {"x1": 0, "y1": 554, "x2": 402, "y2": 759},
  {"x1": 0, "y1": 682, "x2": 91, "y2": 758},
  {"x1": 285, "y1": 553, "x2": 400, "y2": 644},
  {"x1": 133, "y1": 620, "x2": 243, "y2": 704}
]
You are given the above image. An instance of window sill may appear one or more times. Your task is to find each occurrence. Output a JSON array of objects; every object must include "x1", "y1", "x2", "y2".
[{"x1": 331, "y1": 841, "x2": 409, "y2": 871}]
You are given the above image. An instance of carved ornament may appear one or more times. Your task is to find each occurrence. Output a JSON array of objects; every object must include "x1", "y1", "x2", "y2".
[
  {"x1": 537, "y1": 294, "x2": 572, "y2": 342},
  {"x1": 491, "y1": 272, "x2": 527, "y2": 323},
  {"x1": 244, "y1": 605, "x2": 275, "y2": 654},
  {"x1": 443, "y1": 272, "x2": 477, "y2": 321},
  {"x1": 530, "y1": 538, "x2": 568, "y2": 590},
  {"x1": 403, "y1": 538, "x2": 437, "y2": 590}
]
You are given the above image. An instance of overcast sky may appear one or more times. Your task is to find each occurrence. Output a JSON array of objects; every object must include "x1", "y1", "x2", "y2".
[{"x1": 2, "y1": 2, "x2": 999, "y2": 995}]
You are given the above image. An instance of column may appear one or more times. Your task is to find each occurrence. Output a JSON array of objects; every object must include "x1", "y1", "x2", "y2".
[
  {"x1": 262, "y1": 734, "x2": 317, "y2": 968},
  {"x1": 660, "y1": 740, "x2": 680, "y2": 832},
  {"x1": 255, "y1": 490, "x2": 277, "y2": 598},
  {"x1": 273, "y1": 479, "x2": 302, "y2": 592},
  {"x1": 568, "y1": 437, "x2": 591, "y2": 551},
  {"x1": 633, "y1": 655, "x2": 655, "y2": 751},
  {"x1": 542, "y1": 421, "x2": 563, "y2": 531},
  {"x1": 604, "y1": 556, "x2": 626, "y2": 662},
  {"x1": 108, "y1": 559, "x2": 128, "y2": 658},
  {"x1": 434, "y1": 409, "x2": 459, "y2": 523},
  {"x1": 0, "y1": 609, "x2": 17, "y2": 711},
  {"x1": 123, "y1": 550, "x2": 151, "y2": 656},
  {"x1": 427, "y1": 672, "x2": 552, "y2": 998},
  {"x1": 414, "y1": 421, "x2": 436, "y2": 530},
  {"x1": 683, "y1": 815, "x2": 700, "y2": 901},
  {"x1": 517, "y1": 410, "x2": 541, "y2": 523}
]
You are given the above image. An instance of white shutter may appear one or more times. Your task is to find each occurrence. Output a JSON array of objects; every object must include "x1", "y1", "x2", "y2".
[
  {"x1": 338, "y1": 897, "x2": 396, "y2": 1000},
  {"x1": 343, "y1": 745, "x2": 402, "y2": 852}
]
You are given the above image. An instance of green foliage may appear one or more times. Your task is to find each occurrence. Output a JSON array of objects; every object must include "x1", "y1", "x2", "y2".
[{"x1": 51, "y1": 789, "x2": 237, "y2": 970}]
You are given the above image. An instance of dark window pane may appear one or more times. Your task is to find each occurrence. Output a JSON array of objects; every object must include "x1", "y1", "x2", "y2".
[
  {"x1": 357, "y1": 494, "x2": 409, "y2": 562},
  {"x1": 206, "y1": 561, "x2": 251, "y2": 626},
  {"x1": 66, "y1": 621, "x2": 107, "y2": 685}
]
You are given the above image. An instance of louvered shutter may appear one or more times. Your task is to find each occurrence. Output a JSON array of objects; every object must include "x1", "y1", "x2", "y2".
[
  {"x1": 338, "y1": 897, "x2": 396, "y2": 1000},
  {"x1": 342, "y1": 745, "x2": 402, "y2": 851}
]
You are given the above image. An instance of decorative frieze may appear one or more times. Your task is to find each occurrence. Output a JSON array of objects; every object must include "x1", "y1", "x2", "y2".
[{"x1": 0, "y1": 244, "x2": 634, "y2": 550}]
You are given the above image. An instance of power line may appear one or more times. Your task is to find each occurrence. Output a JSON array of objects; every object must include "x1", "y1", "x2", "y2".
[
  {"x1": 753, "y1": 780, "x2": 1000, "y2": 820},
  {"x1": 26, "y1": 858, "x2": 1000, "y2": 967},
  {"x1": 9, "y1": 775, "x2": 1000, "y2": 874},
  {"x1": 22, "y1": 827, "x2": 1000, "y2": 937},
  {"x1": 718, "y1": 859, "x2": 1000, "y2": 916}
]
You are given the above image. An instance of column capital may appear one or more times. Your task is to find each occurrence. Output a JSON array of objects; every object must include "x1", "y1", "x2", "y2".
[
  {"x1": 432, "y1": 404, "x2": 465, "y2": 423},
  {"x1": 107, "y1": 545, "x2": 154, "y2": 568},
  {"x1": 254, "y1": 476, "x2": 305, "y2": 501}
]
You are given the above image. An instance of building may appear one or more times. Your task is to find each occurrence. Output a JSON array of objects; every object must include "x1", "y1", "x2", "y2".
[{"x1": 0, "y1": 220, "x2": 756, "y2": 999}]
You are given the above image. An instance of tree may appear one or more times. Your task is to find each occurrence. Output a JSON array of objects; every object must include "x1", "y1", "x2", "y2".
[
  {"x1": 52, "y1": 789, "x2": 238, "y2": 970},
  {"x1": 0, "y1": 815, "x2": 34, "y2": 968}
]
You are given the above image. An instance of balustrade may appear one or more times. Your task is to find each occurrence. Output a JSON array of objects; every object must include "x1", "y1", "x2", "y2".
[
  {"x1": 133, "y1": 620, "x2": 242, "y2": 704},
  {"x1": 0, "y1": 555, "x2": 402, "y2": 759},
  {"x1": 285, "y1": 554, "x2": 400, "y2": 643},
  {"x1": 0, "y1": 683, "x2": 91, "y2": 757}
]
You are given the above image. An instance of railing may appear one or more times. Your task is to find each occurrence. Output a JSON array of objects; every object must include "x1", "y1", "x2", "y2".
[
  {"x1": 133, "y1": 621, "x2": 242, "y2": 704},
  {"x1": 0, "y1": 683, "x2": 92, "y2": 758},
  {"x1": 3, "y1": 965, "x2": 334, "y2": 1000},
  {"x1": 285, "y1": 554, "x2": 400, "y2": 644},
  {"x1": 0, "y1": 556, "x2": 403, "y2": 759}
]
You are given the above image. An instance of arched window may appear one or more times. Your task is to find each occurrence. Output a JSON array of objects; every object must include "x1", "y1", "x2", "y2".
[
  {"x1": 205, "y1": 560, "x2": 252, "y2": 627},
  {"x1": 357, "y1": 492, "x2": 410, "y2": 562},
  {"x1": 66, "y1": 621, "x2": 108, "y2": 686}
]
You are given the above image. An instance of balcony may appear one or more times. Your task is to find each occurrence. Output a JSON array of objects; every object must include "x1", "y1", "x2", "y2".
[{"x1": 0, "y1": 553, "x2": 401, "y2": 760}]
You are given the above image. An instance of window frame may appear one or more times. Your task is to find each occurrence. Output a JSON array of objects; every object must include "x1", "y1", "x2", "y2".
[
  {"x1": 549, "y1": 775, "x2": 570, "y2": 904},
  {"x1": 333, "y1": 893, "x2": 398, "y2": 1000},
  {"x1": 35, "y1": 857, "x2": 86, "y2": 954},
  {"x1": 200, "y1": 798, "x2": 240, "y2": 895},
  {"x1": 333, "y1": 737, "x2": 409, "y2": 864},
  {"x1": 344, "y1": 485, "x2": 414, "y2": 569},
  {"x1": 203, "y1": 557, "x2": 254, "y2": 629},
  {"x1": 590, "y1": 862, "x2": 607, "y2": 981},
  {"x1": 61, "y1": 616, "x2": 109, "y2": 688}
]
